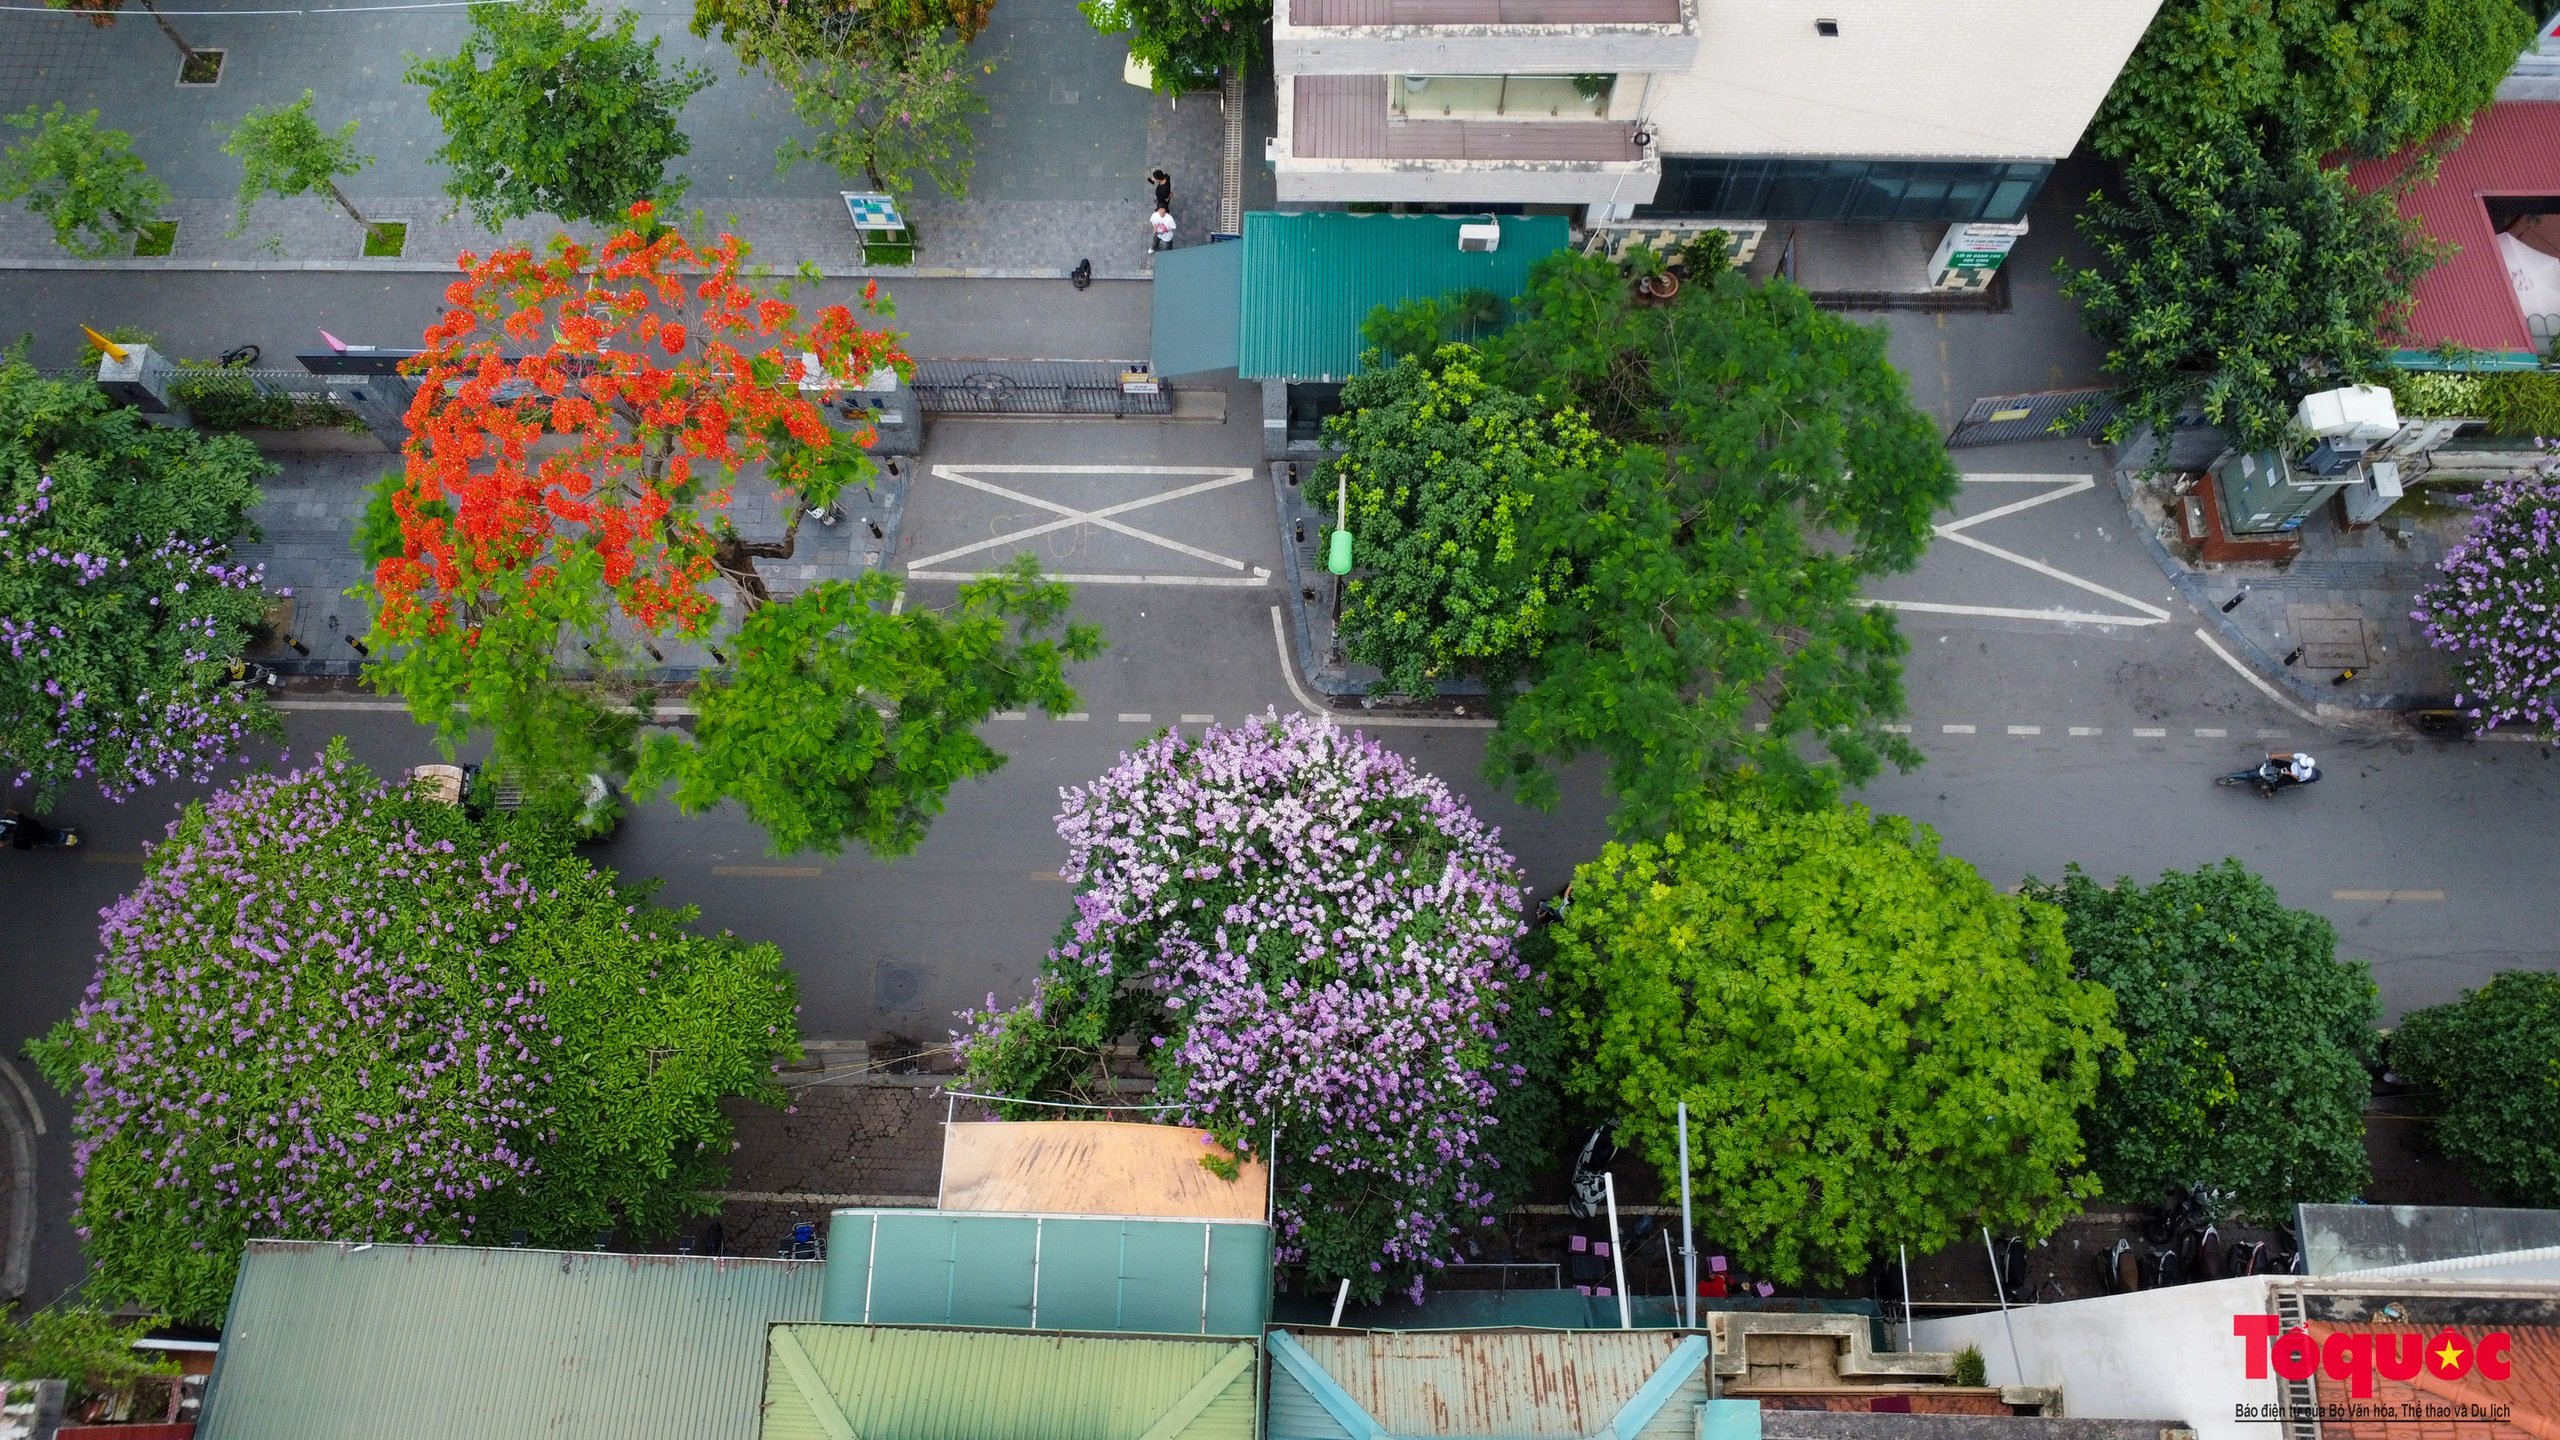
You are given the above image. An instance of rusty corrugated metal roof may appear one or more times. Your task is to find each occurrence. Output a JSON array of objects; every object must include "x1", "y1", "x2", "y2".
[
  {"x1": 2350, "y1": 103, "x2": 2560, "y2": 358},
  {"x1": 1287, "y1": 1329, "x2": 1691, "y2": 1436}
]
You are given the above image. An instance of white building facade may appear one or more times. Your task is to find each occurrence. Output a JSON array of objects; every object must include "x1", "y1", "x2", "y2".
[{"x1": 1269, "y1": 0, "x2": 2164, "y2": 236}]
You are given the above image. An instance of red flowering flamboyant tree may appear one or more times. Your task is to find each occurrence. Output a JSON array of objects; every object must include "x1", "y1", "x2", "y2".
[{"x1": 366, "y1": 205, "x2": 1101, "y2": 855}]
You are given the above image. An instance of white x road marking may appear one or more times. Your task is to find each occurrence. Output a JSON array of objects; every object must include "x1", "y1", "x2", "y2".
[
  {"x1": 1867, "y1": 473, "x2": 2173, "y2": 628},
  {"x1": 904, "y1": 465, "x2": 1271, "y2": 586}
]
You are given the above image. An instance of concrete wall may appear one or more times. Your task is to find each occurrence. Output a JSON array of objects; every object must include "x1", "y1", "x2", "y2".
[
  {"x1": 1912, "y1": 1277, "x2": 2275, "y2": 1440},
  {"x1": 1645, "y1": 0, "x2": 2162, "y2": 161}
]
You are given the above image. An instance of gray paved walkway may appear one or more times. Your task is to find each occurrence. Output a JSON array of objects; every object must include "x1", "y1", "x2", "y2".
[
  {"x1": 0, "y1": 1, "x2": 1263, "y2": 278},
  {"x1": 2123, "y1": 473, "x2": 2465, "y2": 714}
]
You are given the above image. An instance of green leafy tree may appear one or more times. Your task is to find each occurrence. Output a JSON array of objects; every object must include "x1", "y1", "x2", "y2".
[
  {"x1": 774, "y1": 30, "x2": 988, "y2": 200},
  {"x1": 2024, "y1": 860, "x2": 2378, "y2": 1219},
  {"x1": 2391, "y1": 971, "x2": 2560, "y2": 1206},
  {"x1": 1549, "y1": 797, "x2": 2122, "y2": 1286},
  {"x1": 693, "y1": 0, "x2": 989, "y2": 202},
  {"x1": 1080, "y1": 0, "x2": 1258, "y2": 91},
  {"x1": 222, "y1": 91, "x2": 382, "y2": 239},
  {"x1": 406, "y1": 0, "x2": 713, "y2": 229},
  {"x1": 0, "y1": 104, "x2": 170, "y2": 258},
  {"x1": 691, "y1": 0, "x2": 996, "y2": 50},
  {"x1": 0, "y1": 360, "x2": 281, "y2": 804},
  {"x1": 29, "y1": 744, "x2": 801, "y2": 1324},
  {"x1": 2094, "y1": 0, "x2": 2534, "y2": 159},
  {"x1": 1474, "y1": 253, "x2": 1959, "y2": 828},
  {"x1": 0, "y1": 1305, "x2": 178, "y2": 1409},
  {"x1": 1323, "y1": 344, "x2": 1604, "y2": 697},
  {"x1": 1361, "y1": 288, "x2": 1503, "y2": 363},
  {"x1": 2059, "y1": 123, "x2": 2434, "y2": 455}
]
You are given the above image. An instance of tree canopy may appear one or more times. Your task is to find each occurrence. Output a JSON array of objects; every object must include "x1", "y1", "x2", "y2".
[
  {"x1": 407, "y1": 0, "x2": 713, "y2": 228},
  {"x1": 2093, "y1": 0, "x2": 2535, "y2": 159},
  {"x1": 1353, "y1": 252, "x2": 1957, "y2": 829},
  {"x1": 0, "y1": 360, "x2": 280, "y2": 804},
  {"x1": 2024, "y1": 860, "x2": 2378, "y2": 1219},
  {"x1": 1079, "y1": 0, "x2": 1257, "y2": 92},
  {"x1": 223, "y1": 90, "x2": 381, "y2": 238},
  {"x1": 0, "y1": 104, "x2": 169, "y2": 258},
  {"x1": 1549, "y1": 798, "x2": 2121, "y2": 1285},
  {"x1": 2391, "y1": 971, "x2": 2560, "y2": 1207},
  {"x1": 2058, "y1": 123, "x2": 2432, "y2": 454},
  {"x1": 1323, "y1": 344, "x2": 1602, "y2": 698},
  {"x1": 693, "y1": 0, "x2": 991, "y2": 202},
  {"x1": 365, "y1": 212, "x2": 1100, "y2": 854},
  {"x1": 30, "y1": 743, "x2": 800, "y2": 1324},
  {"x1": 2413, "y1": 457, "x2": 2560, "y2": 734},
  {"x1": 956, "y1": 712, "x2": 1549, "y2": 1304}
]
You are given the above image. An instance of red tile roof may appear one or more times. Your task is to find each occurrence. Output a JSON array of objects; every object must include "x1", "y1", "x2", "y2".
[
  {"x1": 2348, "y1": 103, "x2": 2560, "y2": 357},
  {"x1": 2308, "y1": 1320, "x2": 2560, "y2": 1440}
]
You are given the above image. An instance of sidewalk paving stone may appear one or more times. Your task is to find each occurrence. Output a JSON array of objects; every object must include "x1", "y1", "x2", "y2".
[
  {"x1": 2119, "y1": 470, "x2": 2467, "y2": 715},
  {"x1": 0, "y1": 2, "x2": 1252, "y2": 279}
]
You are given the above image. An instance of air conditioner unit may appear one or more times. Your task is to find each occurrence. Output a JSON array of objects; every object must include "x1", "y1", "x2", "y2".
[{"x1": 1457, "y1": 222, "x2": 1501, "y2": 253}]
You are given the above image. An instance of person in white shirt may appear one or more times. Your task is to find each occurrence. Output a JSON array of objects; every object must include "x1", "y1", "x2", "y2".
[{"x1": 1150, "y1": 206, "x2": 1176, "y2": 252}]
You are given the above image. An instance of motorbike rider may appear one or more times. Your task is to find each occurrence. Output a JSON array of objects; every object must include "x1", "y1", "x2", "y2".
[{"x1": 2273, "y1": 752, "x2": 2319, "y2": 784}]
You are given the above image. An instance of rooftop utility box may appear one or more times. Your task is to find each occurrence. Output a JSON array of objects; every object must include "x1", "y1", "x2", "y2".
[
  {"x1": 1457, "y1": 222, "x2": 1502, "y2": 252},
  {"x1": 2295, "y1": 384, "x2": 2400, "y2": 441}
]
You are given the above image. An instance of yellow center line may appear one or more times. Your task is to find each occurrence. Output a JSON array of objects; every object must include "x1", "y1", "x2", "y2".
[
  {"x1": 2331, "y1": 889, "x2": 2444, "y2": 902},
  {"x1": 711, "y1": 864, "x2": 823, "y2": 878}
]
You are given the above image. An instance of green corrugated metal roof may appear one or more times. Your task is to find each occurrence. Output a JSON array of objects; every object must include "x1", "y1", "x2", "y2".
[
  {"x1": 1237, "y1": 212, "x2": 1571, "y2": 383},
  {"x1": 1152, "y1": 240, "x2": 1246, "y2": 377},
  {"x1": 820, "y1": 1210, "x2": 1272, "y2": 1336},
  {"x1": 199, "y1": 1240, "x2": 824, "y2": 1440},
  {"x1": 760, "y1": 1325, "x2": 1259, "y2": 1440}
]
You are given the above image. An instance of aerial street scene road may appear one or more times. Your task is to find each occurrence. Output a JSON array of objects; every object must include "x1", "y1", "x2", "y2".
[{"x1": 3, "y1": 0, "x2": 2560, "y2": 1434}]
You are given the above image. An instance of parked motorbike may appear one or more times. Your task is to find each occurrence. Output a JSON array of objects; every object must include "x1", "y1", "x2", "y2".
[
  {"x1": 1989, "y1": 1234, "x2": 2029, "y2": 1304},
  {"x1": 2216, "y1": 754, "x2": 2321, "y2": 797},
  {"x1": 1566, "y1": 1121, "x2": 1618, "y2": 1220},
  {"x1": 2, "y1": 810, "x2": 81, "y2": 849},
  {"x1": 1536, "y1": 882, "x2": 1575, "y2": 927},
  {"x1": 2099, "y1": 1238, "x2": 2140, "y2": 1294},
  {"x1": 227, "y1": 657, "x2": 282, "y2": 689}
]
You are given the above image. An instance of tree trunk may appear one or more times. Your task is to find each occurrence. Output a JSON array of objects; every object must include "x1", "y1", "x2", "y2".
[
  {"x1": 708, "y1": 508, "x2": 805, "y2": 611},
  {"x1": 136, "y1": 0, "x2": 199, "y2": 62},
  {"x1": 322, "y1": 178, "x2": 375, "y2": 236}
]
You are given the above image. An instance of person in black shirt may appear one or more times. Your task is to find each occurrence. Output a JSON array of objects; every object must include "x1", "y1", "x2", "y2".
[{"x1": 1150, "y1": 169, "x2": 1173, "y2": 209}]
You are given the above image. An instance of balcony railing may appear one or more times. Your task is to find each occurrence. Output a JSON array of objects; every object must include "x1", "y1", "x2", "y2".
[
  {"x1": 1291, "y1": 75, "x2": 1644, "y2": 162},
  {"x1": 1292, "y1": 0, "x2": 1677, "y2": 25}
]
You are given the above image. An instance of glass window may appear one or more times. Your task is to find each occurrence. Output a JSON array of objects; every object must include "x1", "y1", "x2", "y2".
[{"x1": 1639, "y1": 157, "x2": 2053, "y2": 224}]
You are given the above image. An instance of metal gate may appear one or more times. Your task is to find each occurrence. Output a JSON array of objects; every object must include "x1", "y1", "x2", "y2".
[
  {"x1": 908, "y1": 360, "x2": 1171, "y2": 417},
  {"x1": 1945, "y1": 387, "x2": 2119, "y2": 448}
]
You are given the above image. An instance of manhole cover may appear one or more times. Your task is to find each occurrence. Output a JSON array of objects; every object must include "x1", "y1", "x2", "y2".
[
  {"x1": 874, "y1": 963, "x2": 922, "y2": 1010},
  {"x1": 2287, "y1": 611, "x2": 2373, "y2": 669}
]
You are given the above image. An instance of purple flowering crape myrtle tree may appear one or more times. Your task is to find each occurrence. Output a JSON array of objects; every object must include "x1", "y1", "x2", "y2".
[
  {"x1": 30, "y1": 742, "x2": 801, "y2": 1324},
  {"x1": 2414, "y1": 458, "x2": 2560, "y2": 734},
  {"x1": 0, "y1": 360, "x2": 282, "y2": 804},
  {"x1": 955, "y1": 711, "x2": 1560, "y2": 1305}
]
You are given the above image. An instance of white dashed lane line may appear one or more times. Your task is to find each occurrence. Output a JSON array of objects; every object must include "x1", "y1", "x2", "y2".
[
  {"x1": 1117, "y1": 713, "x2": 1153, "y2": 723},
  {"x1": 1943, "y1": 724, "x2": 1977, "y2": 734},
  {"x1": 2006, "y1": 725, "x2": 2041, "y2": 736}
]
